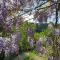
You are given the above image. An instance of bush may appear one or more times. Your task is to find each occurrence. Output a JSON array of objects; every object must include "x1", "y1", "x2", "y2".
[{"x1": 18, "y1": 22, "x2": 36, "y2": 52}]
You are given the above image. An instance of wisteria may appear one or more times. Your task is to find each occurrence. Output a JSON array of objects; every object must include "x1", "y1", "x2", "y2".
[
  {"x1": 35, "y1": 38, "x2": 44, "y2": 54},
  {"x1": 0, "y1": 37, "x2": 4, "y2": 52},
  {"x1": 16, "y1": 17, "x2": 23, "y2": 30},
  {"x1": 27, "y1": 28, "x2": 35, "y2": 37},
  {"x1": 28, "y1": 38, "x2": 34, "y2": 48},
  {"x1": 46, "y1": 37, "x2": 53, "y2": 47},
  {"x1": 0, "y1": 32, "x2": 20, "y2": 57},
  {"x1": 48, "y1": 56, "x2": 53, "y2": 60},
  {"x1": 54, "y1": 28, "x2": 60, "y2": 36},
  {"x1": 11, "y1": 32, "x2": 21, "y2": 43},
  {"x1": 0, "y1": 14, "x2": 4, "y2": 25},
  {"x1": 10, "y1": 43, "x2": 19, "y2": 55}
]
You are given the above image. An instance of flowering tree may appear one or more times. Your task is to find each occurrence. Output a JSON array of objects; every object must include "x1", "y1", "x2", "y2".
[{"x1": 0, "y1": 0, "x2": 60, "y2": 60}]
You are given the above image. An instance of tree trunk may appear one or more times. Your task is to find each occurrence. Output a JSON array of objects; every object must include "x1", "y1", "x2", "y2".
[{"x1": 55, "y1": 1, "x2": 58, "y2": 27}]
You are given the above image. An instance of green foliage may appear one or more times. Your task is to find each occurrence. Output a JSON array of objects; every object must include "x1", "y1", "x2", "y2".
[
  {"x1": 34, "y1": 28, "x2": 53, "y2": 41},
  {"x1": 46, "y1": 46, "x2": 53, "y2": 56},
  {"x1": 18, "y1": 22, "x2": 36, "y2": 51},
  {"x1": 12, "y1": 22, "x2": 55, "y2": 59},
  {"x1": 0, "y1": 26, "x2": 3, "y2": 32},
  {"x1": 34, "y1": 32, "x2": 40, "y2": 40},
  {"x1": 40, "y1": 28, "x2": 53, "y2": 37},
  {"x1": 24, "y1": 51, "x2": 48, "y2": 60}
]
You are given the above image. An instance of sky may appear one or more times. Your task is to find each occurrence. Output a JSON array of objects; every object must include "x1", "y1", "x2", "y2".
[
  {"x1": 23, "y1": 11, "x2": 60, "y2": 24},
  {"x1": 7, "y1": 0, "x2": 60, "y2": 24},
  {"x1": 23, "y1": 1, "x2": 60, "y2": 24}
]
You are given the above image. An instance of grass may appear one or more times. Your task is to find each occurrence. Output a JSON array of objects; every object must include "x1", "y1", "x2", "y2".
[
  {"x1": 24, "y1": 51, "x2": 48, "y2": 60},
  {"x1": 6, "y1": 51, "x2": 48, "y2": 60}
]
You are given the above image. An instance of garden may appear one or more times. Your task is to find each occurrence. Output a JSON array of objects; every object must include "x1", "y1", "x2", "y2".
[{"x1": 0, "y1": 0, "x2": 60, "y2": 60}]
